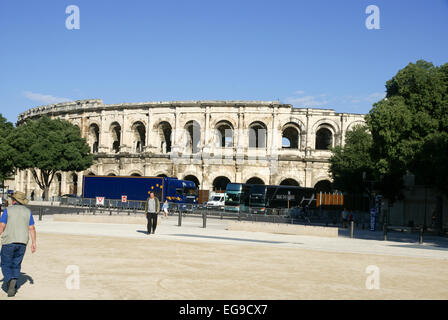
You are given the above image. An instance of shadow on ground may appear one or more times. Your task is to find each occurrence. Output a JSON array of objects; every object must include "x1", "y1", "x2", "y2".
[
  {"x1": 0, "y1": 273, "x2": 34, "y2": 295},
  {"x1": 338, "y1": 227, "x2": 448, "y2": 249},
  {"x1": 170, "y1": 234, "x2": 291, "y2": 245}
]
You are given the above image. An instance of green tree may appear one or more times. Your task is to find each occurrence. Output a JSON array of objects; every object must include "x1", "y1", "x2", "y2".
[
  {"x1": 0, "y1": 114, "x2": 15, "y2": 184},
  {"x1": 366, "y1": 60, "x2": 448, "y2": 201},
  {"x1": 413, "y1": 132, "x2": 448, "y2": 196},
  {"x1": 329, "y1": 124, "x2": 374, "y2": 195},
  {"x1": 10, "y1": 116, "x2": 93, "y2": 200},
  {"x1": 365, "y1": 96, "x2": 414, "y2": 201}
]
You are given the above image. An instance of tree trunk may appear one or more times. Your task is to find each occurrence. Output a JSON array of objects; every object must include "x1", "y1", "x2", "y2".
[{"x1": 44, "y1": 187, "x2": 49, "y2": 201}]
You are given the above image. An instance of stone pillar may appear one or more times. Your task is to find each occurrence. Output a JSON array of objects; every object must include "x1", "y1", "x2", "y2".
[
  {"x1": 61, "y1": 172, "x2": 67, "y2": 195},
  {"x1": 27, "y1": 170, "x2": 32, "y2": 197},
  {"x1": 305, "y1": 110, "x2": 311, "y2": 156},
  {"x1": 77, "y1": 174, "x2": 83, "y2": 197},
  {"x1": 99, "y1": 110, "x2": 107, "y2": 153},
  {"x1": 269, "y1": 105, "x2": 279, "y2": 182},
  {"x1": 304, "y1": 165, "x2": 314, "y2": 188},
  {"x1": 17, "y1": 170, "x2": 23, "y2": 194},
  {"x1": 143, "y1": 162, "x2": 151, "y2": 176},
  {"x1": 340, "y1": 114, "x2": 346, "y2": 147},
  {"x1": 121, "y1": 111, "x2": 129, "y2": 153},
  {"x1": 201, "y1": 164, "x2": 210, "y2": 190},
  {"x1": 235, "y1": 164, "x2": 242, "y2": 183},
  {"x1": 146, "y1": 109, "x2": 151, "y2": 152},
  {"x1": 172, "y1": 108, "x2": 181, "y2": 154},
  {"x1": 80, "y1": 116, "x2": 87, "y2": 140},
  {"x1": 236, "y1": 106, "x2": 245, "y2": 163},
  {"x1": 202, "y1": 106, "x2": 210, "y2": 156},
  {"x1": 97, "y1": 160, "x2": 104, "y2": 176}
]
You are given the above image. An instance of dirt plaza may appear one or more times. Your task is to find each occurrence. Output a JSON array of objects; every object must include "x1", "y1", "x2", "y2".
[{"x1": 2, "y1": 216, "x2": 448, "y2": 300}]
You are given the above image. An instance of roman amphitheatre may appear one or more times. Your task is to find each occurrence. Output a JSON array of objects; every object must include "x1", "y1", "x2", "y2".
[{"x1": 11, "y1": 99, "x2": 365, "y2": 198}]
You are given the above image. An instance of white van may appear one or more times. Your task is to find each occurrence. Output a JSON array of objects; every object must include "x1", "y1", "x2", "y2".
[{"x1": 206, "y1": 193, "x2": 225, "y2": 209}]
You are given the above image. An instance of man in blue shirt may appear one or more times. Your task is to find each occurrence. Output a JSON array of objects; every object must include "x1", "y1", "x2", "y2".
[{"x1": 0, "y1": 191, "x2": 37, "y2": 297}]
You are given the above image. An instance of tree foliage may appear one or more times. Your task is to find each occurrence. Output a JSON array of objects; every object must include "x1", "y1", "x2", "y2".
[
  {"x1": 0, "y1": 114, "x2": 15, "y2": 183},
  {"x1": 331, "y1": 60, "x2": 448, "y2": 202},
  {"x1": 9, "y1": 116, "x2": 93, "y2": 199},
  {"x1": 329, "y1": 124, "x2": 374, "y2": 195},
  {"x1": 366, "y1": 60, "x2": 448, "y2": 199}
]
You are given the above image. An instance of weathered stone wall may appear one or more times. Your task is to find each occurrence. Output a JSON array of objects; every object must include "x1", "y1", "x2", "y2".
[{"x1": 11, "y1": 99, "x2": 365, "y2": 198}]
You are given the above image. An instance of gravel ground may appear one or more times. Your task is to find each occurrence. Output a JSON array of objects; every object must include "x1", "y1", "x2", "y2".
[{"x1": 1, "y1": 215, "x2": 447, "y2": 300}]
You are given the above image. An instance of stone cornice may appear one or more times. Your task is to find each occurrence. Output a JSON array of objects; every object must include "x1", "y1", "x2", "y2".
[{"x1": 17, "y1": 99, "x2": 366, "y2": 123}]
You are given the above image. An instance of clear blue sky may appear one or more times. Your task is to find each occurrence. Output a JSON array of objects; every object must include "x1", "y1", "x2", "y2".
[{"x1": 0, "y1": 0, "x2": 447, "y2": 123}]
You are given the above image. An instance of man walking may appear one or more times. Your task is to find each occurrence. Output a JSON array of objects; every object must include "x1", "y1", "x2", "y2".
[
  {"x1": 144, "y1": 192, "x2": 160, "y2": 235},
  {"x1": 0, "y1": 191, "x2": 37, "y2": 297}
]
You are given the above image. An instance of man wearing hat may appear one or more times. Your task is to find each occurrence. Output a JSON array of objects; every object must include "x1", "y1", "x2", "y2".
[{"x1": 0, "y1": 191, "x2": 36, "y2": 297}]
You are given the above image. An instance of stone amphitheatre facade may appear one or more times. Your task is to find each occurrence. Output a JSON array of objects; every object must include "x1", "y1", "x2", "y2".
[{"x1": 11, "y1": 99, "x2": 365, "y2": 200}]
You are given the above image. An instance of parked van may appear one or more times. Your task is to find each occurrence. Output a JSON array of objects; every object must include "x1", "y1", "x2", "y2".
[{"x1": 206, "y1": 193, "x2": 225, "y2": 209}]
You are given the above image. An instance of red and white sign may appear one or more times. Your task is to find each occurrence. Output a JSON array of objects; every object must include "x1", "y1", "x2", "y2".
[
  {"x1": 121, "y1": 195, "x2": 127, "y2": 203},
  {"x1": 96, "y1": 196, "x2": 105, "y2": 206}
]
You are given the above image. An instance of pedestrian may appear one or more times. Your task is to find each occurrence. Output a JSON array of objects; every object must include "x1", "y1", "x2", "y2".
[
  {"x1": 144, "y1": 192, "x2": 160, "y2": 235},
  {"x1": 0, "y1": 191, "x2": 37, "y2": 297},
  {"x1": 341, "y1": 208, "x2": 348, "y2": 228},
  {"x1": 162, "y1": 200, "x2": 169, "y2": 219}
]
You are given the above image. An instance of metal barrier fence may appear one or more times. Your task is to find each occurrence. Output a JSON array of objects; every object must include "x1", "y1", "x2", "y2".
[
  {"x1": 60, "y1": 197, "x2": 146, "y2": 210},
  {"x1": 30, "y1": 204, "x2": 441, "y2": 244},
  {"x1": 59, "y1": 198, "x2": 372, "y2": 225}
]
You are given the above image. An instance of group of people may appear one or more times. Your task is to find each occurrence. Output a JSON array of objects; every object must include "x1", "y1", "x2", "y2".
[{"x1": 144, "y1": 192, "x2": 169, "y2": 235}]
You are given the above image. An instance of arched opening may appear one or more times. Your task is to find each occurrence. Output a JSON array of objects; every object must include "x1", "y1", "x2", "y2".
[
  {"x1": 212, "y1": 176, "x2": 231, "y2": 192},
  {"x1": 157, "y1": 174, "x2": 168, "y2": 178},
  {"x1": 185, "y1": 121, "x2": 201, "y2": 153},
  {"x1": 87, "y1": 172, "x2": 95, "y2": 176},
  {"x1": 315, "y1": 127, "x2": 333, "y2": 150},
  {"x1": 280, "y1": 178, "x2": 300, "y2": 186},
  {"x1": 249, "y1": 122, "x2": 267, "y2": 148},
  {"x1": 215, "y1": 121, "x2": 234, "y2": 148},
  {"x1": 157, "y1": 121, "x2": 172, "y2": 153},
  {"x1": 132, "y1": 121, "x2": 146, "y2": 153},
  {"x1": 88, "y1": 124, "x2": 100, "y2": 153},
  {"x1": 130, "y1": 173, "x2": 142, "y2": 177},
  {"x1": 184, "y1": 175, "x2": 200, "y2": 188},
  {"x1": 110, "y1": 122, "x2": 121, "y2": 153},
  {"x1": 69, "y1": 173, "x2": 78, "y2": 195},
  {"x1": 246, "y1": 177, "x2": 265, "y2": 185},
  {"x1": 282, "y1": 125, "x2": 300, "y2": 149},
  {"x1": 107, "y1": 173, "x2": 116, "y2": 176},
  {"x1": 314, "y1": 180, "x2": 333, "y2": 193}
]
